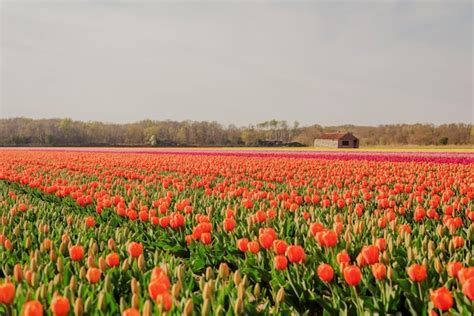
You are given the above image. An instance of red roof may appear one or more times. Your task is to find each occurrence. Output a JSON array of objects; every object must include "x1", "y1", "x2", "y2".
[{"x1": 319, "y1": 132, "x2": 351, "y2": 140}]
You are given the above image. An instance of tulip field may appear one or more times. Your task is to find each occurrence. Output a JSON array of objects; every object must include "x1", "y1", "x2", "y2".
[{"x1": 0, "y1": 149, "x2": 473, "y2": 316}]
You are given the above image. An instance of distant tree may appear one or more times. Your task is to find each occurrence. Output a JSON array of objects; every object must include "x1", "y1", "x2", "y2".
[
  {"x1": 149, "y1": 135, "x2": 157, "y2": 146},
  {"x1": 438, "y1": 137, "x2": 449, "y2": 145}
]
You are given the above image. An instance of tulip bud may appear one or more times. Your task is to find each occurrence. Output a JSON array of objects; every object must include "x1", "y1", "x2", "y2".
[
  {"x1": 70, "y1": 276, "x2": 77, "y2": 292},
  {"x1": 448, "y1": 241, "x2": 454, "y2": 255},
  {"x1": 25, "y1": 237, "x2": 31, "y2": 249},
  {"x1": 203, "y1": 282, "x2": 212, "y2": 300},
  {"x1": 436, "y1": 225, "x2": 444, "y2": 237},
  {"x1": 121, "y1": 258, "x2": 129, "y2": 272},
  {"x1": 233, "y1": 298, "x2": 243, "y2": 315},
  {"x1": 238, "y1": 282, "x2": 245, "y2": 300},
  {"x1": 438, "y1": 241, "x2": 446, "y2": 253},
  {"x1": 30, "y1": 258, "x2": 37, "y2": 273},
  {"x1": 218, "y1": 263, "x2": 229, "y2": 279},
  {"x1": 87, "y1": 255, "x2": 95, "y2": 268},
  {"x1": 107, "y1": 239, "x2": 115, "y2": 251},
  {"x1": 54, "y1": 273, "x2": 62, "y2": 286},
  {"x1": 98, "y1": 257, "x2": 107, "y2": 272},
  {"x1": 50, "y1": 250, "x2": 57, "y2": 262},
  {"x1": 184, "y1": 299, "x2": 193, "y2": 316},
  {"x1": 31, "y1": 272, "x2": 38, "y2": 287},
  {"x1": 74, "y1": 298, "x2": 84, "y2": 316},
  {"x1": 434, "y1": 258, "x2": 443, "y2": 274},
  {"x1": 131, "y1": 293, "x2": 139, "y2": 309},
  {"x1": 407, "y1": 248, "x2": 413, "y2": 262},
  {"x1": 233, "y1": 270, "x2": 241, "y2": 286},
  {"x1": 206, "y1": 266, "x2": 213, "y2": 280},
  {"x1": 344, "y1": 230, "x2": 351, "y2": 244},
  {"x1": 253, "y1": 283, "x2": 261, "y2": 298},
  {"x1": 40, "y1": 284, "x2": 47, "y2": 300},
  {"x1": 404, "y1": 233, "x2": 411, "y2": 248},
  {"x1": 14, "y1": 264, "x2": 23, "y2": 282},
  {"x1": 387, "y1": 266, "x2": 394, "y2": 280},
  {"x1": 175, "y1": 264, "x2": 184, "y2": 282},
  {"x1": 79, "y1": 266, "x2": 86, "y2": 279},
  {"x1": 60, "y1": 241, "x2": 67, "y2": 255},
  {"x1": 198, "y1": 277, "x2": 205, "y2": 290},
  {"x1": 201, "y1": 299, "x2": 210, "y2": 316},
  {"x1": 138, "y1": 254, "x2": 145, "y2": 271},
  {"x1": 142, "y1": 300, "x2": 152, "y2": 316},
  {"x1": 13, "y1": 225, "x2": 20, "y2": 236},
  {"x1": 388, "y1": 237, "x2": 393, "y2": 254},
  {"x1": 161, "y1": 263, "x2": 169, "y2": 276},
  {"x1": 241, "y1": 275, "x2": 247, "y2": 287},
  {"x1": 422, "y1": 258, "x2": 428, "y2": 269},
  {"x1": 276, "y1": 287, "x2": 285, "y2": 305},
  {"x1": 131, "y1": 278, "x2": 139, "y2": 294},
  {"x1": 172, "y1": 281, "x2": 181, "y2": 298},
  {"x1": 98, "y1": 292, "x2": 105, "y2": 311}
]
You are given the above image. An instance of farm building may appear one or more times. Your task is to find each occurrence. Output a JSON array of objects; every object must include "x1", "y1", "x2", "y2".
[{"x1": 314, "y1": 132, "x2": 359, "y2": 148}]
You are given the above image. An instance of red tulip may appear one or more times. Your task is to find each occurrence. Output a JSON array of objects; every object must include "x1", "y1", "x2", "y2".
[
  {"x1": 430, "y1": 287, "x2": 453, "y2": 311},
  {"x1": 462, "y1": 276, "x2": 474, "y2": 301},
  {"x1": 274, "y1": 255, "x2": 288, "y2": 270},
  {"x1": 237, "y1": 238, "x2": 248, "y2": 252},
  {"x1": 22, "y1": 300, "x2": 43, "y2": 316},
  {"x1": 248, "y1": 241, "x2": 260, "y2": 254},
  {"x1": 361, "y1": 245, "x2": 379, "y2": 265},
  {"x1": 106, "y1": 252, "x2": 120, "y2": 267},
  {"x1": 86, "y1": 267, "x2": 101, "y2": 284},
  {"x1": 287, "y1": 245, "x2": 305, "y2": 263},
  {"x1": 51, "y1": 296, "x2": 70, "y2": 316},
  {"x1": 446, "y1": 261, "x2": 463, "y2": 278},
  {"x1": 407, "y1": 264, "x2": 427, "y2": 282},
  {"x1": 344, "y1": 265, "x2": 362, "y2": 286},
  {"x1": 0, "y1": 282, "x2": 15, "y2": 305},
  {"x1": 317, "y1": 264, "x2": 334, "y2": 282},
  {"x1": 69, "y1": 245, "x2": 84, "y2": 261},
  {"x1": 371, "y1": 263, "x2": 386, "y2": 280},
  {"x1": 128, "y1": 242, "x2": 143, "y2": 258}
]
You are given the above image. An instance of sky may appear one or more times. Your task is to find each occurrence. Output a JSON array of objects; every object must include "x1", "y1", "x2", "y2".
[{"x1": 0, "y1": 0, "x2": 472, "y2": 127}]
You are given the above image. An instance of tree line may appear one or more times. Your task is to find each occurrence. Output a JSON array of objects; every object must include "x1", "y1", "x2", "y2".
[{"x1": 0, "y1": 118, "x2": 472, "y2": 147}]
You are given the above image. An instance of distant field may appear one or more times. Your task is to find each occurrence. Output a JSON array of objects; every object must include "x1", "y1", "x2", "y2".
[{"x1": 2, "y1": 145, "x2": 473, "y2": 153}]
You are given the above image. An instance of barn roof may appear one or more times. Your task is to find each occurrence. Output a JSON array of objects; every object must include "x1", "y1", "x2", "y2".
[{"x1": 318, "y1": 132, "x2": 354, "y2": 140}]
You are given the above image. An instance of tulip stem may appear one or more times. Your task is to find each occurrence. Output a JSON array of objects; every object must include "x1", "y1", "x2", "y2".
[
  {"x1": 351, "y1": 286, "x2": 363, "y2": 315},
  {"x1": 417, "y1": 282, "x2": 423, "y2": 302}
]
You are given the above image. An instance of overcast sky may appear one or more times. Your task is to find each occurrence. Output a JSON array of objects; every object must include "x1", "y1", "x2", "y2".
[{"x1": 0, "y1": 0, "x2": 472, "y2": 126}]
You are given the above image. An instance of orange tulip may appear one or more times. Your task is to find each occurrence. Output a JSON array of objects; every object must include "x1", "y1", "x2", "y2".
[
  {"x1": 462, "y1": 277, "x2": 474, "y2": 301},
  {"x1": 51, "y1": 296, "x2": 70, "y2": 316},
  {"x1": 317, "y1": 264, "x2": 334, "y2": 282},
  {"x1": 127, "y1": 242, "x2": 143, "y2": 258},
  {"x1": 69, "y1": 245, "x2": 84, "y2": 261},
  {"x1": 86, "y1": 267, "x2": 101, "y2": 284},
  {"x1": 344, "y1": 265, "x2": 362, "y2": 286},
  {"x1": 105, "y1": 252, "x2": 120, "y2": 267},
  {"x1": 371, "y1": 263, "x2": 386, "y2": 280},
  {"x1": 0, "y1": 282, "x2": 15, "y2": 305},
  {"x1": 430, "y1": 287, "x2": 453, "y2": 311},
  {"x1": 22, "y1": 300, "x2": 43, "y2": 316},
  {"x1": 407, "y1": 264, "x2": 427, "y2": 282}
]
